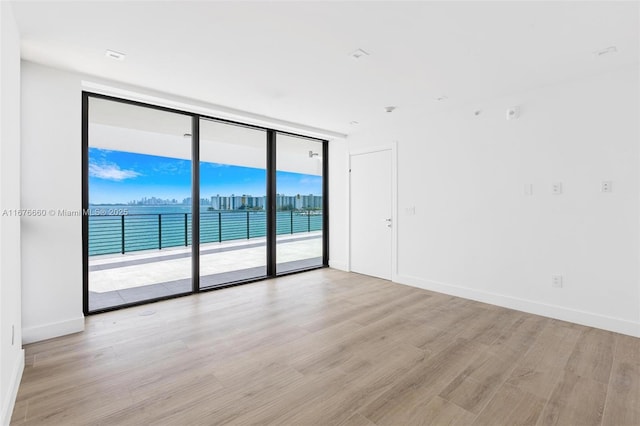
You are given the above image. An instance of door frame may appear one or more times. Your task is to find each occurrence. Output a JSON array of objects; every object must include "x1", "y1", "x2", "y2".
[{"x1": 347, "y1": 142, "x2": 398, "y2": 282}]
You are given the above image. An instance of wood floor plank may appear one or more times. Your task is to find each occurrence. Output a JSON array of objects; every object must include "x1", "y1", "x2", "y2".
[
  {"x1": 506, "y1": 320, "x2": 582, "y2": 399},
  {"x1": 602, "y1": 334, "x2": 640, "y2": 426},
  {"x1": 146, "y1": 362, "x2": 307, "y2": 425},
  {"x1": 9, "y1": 269, "x2": 639, "y2": 426},
  {"x1": 489, "y1": 314, "x2": 548, "y2": 355},
  {"x1": 438, "y1": 341, "x2": 524, "y2": 414},
  {"x1": 473, "y1": 383, "x2": 545, "y2": 426},
  {"x1": 404, "y1": 396, "x2": 477, "y2": 426},
  {"x1": 357, "y1": 337, "x2": 486, "y2": 424},
  {"x1": 564, "y1": 327, "x2": 615, "y2": 384},
  {"x1": 456, "y1": 304, "x2": 522, "y2": 346},
  {"x1": 266, "y1": 343, "x2": 427, "y2": 425},
  {"x1": 538, "y1": 371, "x2": 607, "y2": 426},
  {"x1": 222, "y1": 368, "x2": 350, "y2": 425},
  {"x1": 338, "y1": 412, "x2": 376, "y2": 426},
  {"x1": 8, "y1": 400, "x2": 27, "y2": 426},
  {"x1": 288, "y1": 313, "x2": 418, "y2": 375},
  {"x1": 348, "y1": 290, "x2": 433, "y2": 326}
]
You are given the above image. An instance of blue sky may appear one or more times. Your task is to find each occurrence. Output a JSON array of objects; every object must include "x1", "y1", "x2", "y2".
[{"x1": 89, "y1": 148, "x2": 322, "y2": 204}]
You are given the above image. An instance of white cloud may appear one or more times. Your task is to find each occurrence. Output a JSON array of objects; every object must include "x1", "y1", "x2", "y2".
[
  {"x1": 299, "y1": 177, "x2": 322, "y2": 185},
  {"x1": 89, "y1": 162, "x2": 140, "y2": 181},
  {"x1": 153, "y1": 160, "x2": 190, "y2": 175}
]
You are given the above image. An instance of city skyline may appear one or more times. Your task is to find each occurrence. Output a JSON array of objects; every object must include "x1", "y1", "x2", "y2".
[
  {"x1": 113, "y1": 193, "x2": 323, "y2": 211},
  {"x1": 88, "y1": 148, "x2": 322, "y2": 204}
]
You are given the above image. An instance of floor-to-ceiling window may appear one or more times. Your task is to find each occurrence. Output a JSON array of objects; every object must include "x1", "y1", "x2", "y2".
[
  {"x1": 199, "y1": 118, "x2": 268, "y2": 288},
  {"x1": 275, "y1": 133, "x2": 324, "y2": 273},
  {"x1": 85, "y1": 96, "x2": 193, "y2": 312},
  {"x1": 83, "y1": 93, "x2": 328, "y2": 314}
]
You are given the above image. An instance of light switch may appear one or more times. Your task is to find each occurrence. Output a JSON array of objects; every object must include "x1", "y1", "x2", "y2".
[{"x1": 552, "y1": 182, "x2": 563, "y2": 195}]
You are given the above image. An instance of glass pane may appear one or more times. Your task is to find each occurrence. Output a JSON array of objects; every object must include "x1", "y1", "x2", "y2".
[
  {"x1": 199, "y1": 119, "x2": 267, "y2": 288},
  {"x1": 87, "y1": 97, "x2": 192, "y2": 311},
  {"x1": 276, "y1": 134, "x2": 323, "y2": 273}
]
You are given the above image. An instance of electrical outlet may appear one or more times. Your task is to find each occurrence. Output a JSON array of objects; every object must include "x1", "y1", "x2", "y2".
[
  {"x1": 552, "y1": 182, "x2": 563, "y2": 195},
  {"x1": 601, "y1": 181, "x2": 612, "y2": 193},
  {"x1": 552, "y1": 275, "x2": 563, "y2": 288}
]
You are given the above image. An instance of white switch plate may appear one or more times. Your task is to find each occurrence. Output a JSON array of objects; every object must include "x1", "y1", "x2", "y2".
[
  {"x1": 601, "y1": 181, "x2": 612, "y2": 193},
  {"x1": 552, "y1": 182, "x2": 563, "y2": 195},
  {"x1": 524, "y1": 184, "x2": 533, "y2": 196},
  {"x1": 552, "y1": 275, "x2": 563, "y2": 288}
]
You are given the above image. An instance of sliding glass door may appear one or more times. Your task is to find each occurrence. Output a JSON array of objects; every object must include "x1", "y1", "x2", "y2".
[
  {"x1": 86, "y1": 97, "x2": 193, "y2": 312},
  {"x1": 83, "y1": 93, "x2": 328, "y2": 314},
  {"x1": 199, "y1": 119, "x2": 267, "y2": 288},
  {"x1": 276, "y1": 134, "x2": 324, "y2": 273}
]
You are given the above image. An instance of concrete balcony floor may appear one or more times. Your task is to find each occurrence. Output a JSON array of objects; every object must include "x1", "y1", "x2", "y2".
[{"x1": 88, "y1": 232, "x2": 322, "y2": 311}]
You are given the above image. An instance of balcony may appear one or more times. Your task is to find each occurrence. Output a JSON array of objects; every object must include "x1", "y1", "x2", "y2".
[{"x1": 88, "y1": 210, "x2": 323, "y2": 311}]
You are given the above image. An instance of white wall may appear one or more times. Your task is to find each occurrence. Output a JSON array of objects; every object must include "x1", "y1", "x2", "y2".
[
  {"x1": 0, "y1": 2, "x2": 24, "y2": 424},
  {"x1": 346, "y1": 65, "x2": 640, "y2": 337},
  {"x1": 21, "y1": 62, "x2": 85, "y2": 343},
  {"x1": 328, "y1": 140, "x2": 349, "y2": 271}
]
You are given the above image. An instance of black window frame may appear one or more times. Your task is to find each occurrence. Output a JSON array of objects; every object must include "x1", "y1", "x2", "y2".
[{"x1": 82, "y1": 91, "x2": 329, "y2": 315}]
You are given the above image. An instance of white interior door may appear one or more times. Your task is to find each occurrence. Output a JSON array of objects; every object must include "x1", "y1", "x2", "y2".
[{"x1": 350, "y1": 149, "x2": 392, "y2": 280}]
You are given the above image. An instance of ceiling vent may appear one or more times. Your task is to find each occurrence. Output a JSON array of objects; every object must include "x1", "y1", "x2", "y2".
[
  {"x1": 105, "y1": 49, "x2": 126, "y2": 61},
  {"x1": 593, "y1": 46, "x2": 617, "y2": 57},
  {"x1": 350, "y1": 48, "x2": 370, "y2": 59}
]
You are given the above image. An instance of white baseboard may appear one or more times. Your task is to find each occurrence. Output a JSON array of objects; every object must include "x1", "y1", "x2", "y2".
[
  {"x1": 22, "y1": 316, "x2": 85, "y2": 344},
  {"x1": 1, "y1": 348, "x2": 24, "y2": 426},
  {"x1": 395, "y1": 274, "x2": 640, "y2": 338},
  {"x1": 329, "y1": 262, "x2": 349, "y2": 272}
]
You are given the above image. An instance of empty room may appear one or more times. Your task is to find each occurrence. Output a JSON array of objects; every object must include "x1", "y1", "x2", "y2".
[{"x1": 1, "y1": 1, "x2": 638, "y2": 425}]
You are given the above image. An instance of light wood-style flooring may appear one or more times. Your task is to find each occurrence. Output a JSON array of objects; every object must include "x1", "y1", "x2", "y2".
[{"x1": 11, "y1": 269, "x2": 640, "y2": 425}]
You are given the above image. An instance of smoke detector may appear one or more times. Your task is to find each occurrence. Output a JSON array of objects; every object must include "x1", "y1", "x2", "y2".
[{"x1": 506, "y1": 106, "x2": 521, "y2": 120}]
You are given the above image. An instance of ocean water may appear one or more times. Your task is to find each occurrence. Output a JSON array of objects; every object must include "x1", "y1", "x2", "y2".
[{"x1": 88, "y1": 205, "x2": 322, "y2": 256}]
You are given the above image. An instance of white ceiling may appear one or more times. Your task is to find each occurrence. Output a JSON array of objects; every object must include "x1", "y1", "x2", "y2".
[{"x1": 11, "y1": 1, "x2": 639, "y2": 136}]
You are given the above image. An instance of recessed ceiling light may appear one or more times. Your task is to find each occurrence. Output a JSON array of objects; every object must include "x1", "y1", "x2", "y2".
[
  {"x1": 350, "y1": 48, "x2": 370, "y2": 59},
  {"x1": 105, "y1": 49, "x2": 126, "y2": 61},
  {"x1": 350, "y1": 121, "x2": 359, "y2": 125},
  {"x1": 436, "y1": 95, "x2": 448, "y2": 101},
  {"x1": 384, "y1": 106, "x2": 396, "y2": 113},
  {"x1": 593, "y1": 46, "x2": 617, "y2": 57}
]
